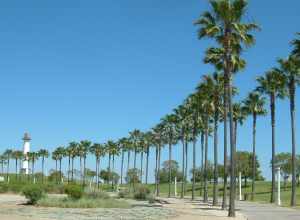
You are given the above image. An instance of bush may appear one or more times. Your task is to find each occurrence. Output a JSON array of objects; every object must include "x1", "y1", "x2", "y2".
[
  {"x1": 64, "y1": 184, "x2": 83, "y2": 200},
  {"x1": 118, "y1": 189, "x2": 130, "y2": 198},
  {"x1": 84, "y1": 190, "x2": 109, "y2": 199},
  {"x1": 0, "y1": 183, "x2": 9, "y2": 193},
  {"x1": 22, "y1": 185, "x2": 44, "y2": 205},
  {"x1": 133, "y1": 186, "x2": 150, "y2": 200}
]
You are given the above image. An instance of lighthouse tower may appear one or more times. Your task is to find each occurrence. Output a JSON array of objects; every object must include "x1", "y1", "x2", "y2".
[{"x1": 22, "y1": 133, "x2": 31, "y2": 174}]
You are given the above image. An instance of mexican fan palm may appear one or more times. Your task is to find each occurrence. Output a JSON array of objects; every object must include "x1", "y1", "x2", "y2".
[
  {"x1": 277, "y1": 55, "x2": 300, "y2": 206},
  {"x1": 243, "y1": 91, "x2": 267, "y2": 200},
  {"x1": 118, "y1": 138, "x2": 128, "y2": 185},
  {"x1": 79, "y1": 140, "x2": 92, "y2": 186},
  {"x1": 292, "y1": 33, "x2": 300, "y2": 57},
  {"x1": 27, "y1": 152, "x2": 39, "y2": 182},
  {"x1": 3, "y1": 149, "x2": 12, "y2": 182},
  {"x1": 144, "y1": 131, "x2": 154, "y2": 184},
  {"x1": 67, "y1": 142, "x2": 78, "y2": 182},
  {"x1": 232, "y1": 102, "x2": 247, "y2": 147},
  {"x1": 38, "y1": 149, "x2": 49, "y2": 183},
  {"x1": 90, "y1": 143, "x2": 105, "y2": 188},
  {"x1": 129, "y1": 129, "x2": 142, "y2": 172},
  {"x1": 12, "y1": 150, "x2": 23, "y2": 181},
  {"x1": 195, "y1": 0, "x2": 259, "y2": 216},
  {"x1": 256, "y1": 69, "x2": 286, "y2": 203},
  {"x1": 161, "y1": 113, "x2": 178, "y2": 198},
  {"x1": 197, "y1": 80, "x2": 214, "y2": 203}
]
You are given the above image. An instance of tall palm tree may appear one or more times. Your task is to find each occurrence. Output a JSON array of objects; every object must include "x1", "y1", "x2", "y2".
[
  {"x1": 0, "y1": 155, "x2": 6, "y2": 175},
  {"x1": 68, "y1": 142, "x2": 78, "y2": 182},
  {"x1": 90, "y1": 143, "x2": 105, "y2": 189},
  {"x1": 118, "y1": 138, "x2": 128, "y2": 185},
  {"x1": 277, "y1": 55, "x2": 300, "y2": 206},
  {"x1": 27, "y1": 151, "x2": 39, "y2": 183},
  {"x1": 38, "y1": 149, "x2": 49, "y2": 183},
  {"x1": 161, "y1": 114, "x2": 178, "y2": 198},
  {"x1": 3, "y1": 149, "x2": 13, "y2": 182},
  {"x1": 257, "y1": 69, "x2": 286, "y2": 203},
  {"x1": 292, "y1": 33, "x2": 300, "y2": 57},
  {"x1": 11, "y1": 150, "x2": 23, "y2": 181},
  {"x1": 79, "y1": 140, "x2": 92, "y2": 186},
  {"x1": 54, "y1": 147, "x2": 66, "y2": 183},
  {"x1": 197, "y1": 81, "x2": 214, "y2": 203},
  {"x1": 110, "y1": 141, "x2": 120, "y2": 190},
  {"x1": 144, "y1": 131, "x2": 154, "y2": 184},
  {"x1": 130, "y1": 129, "x2": 142, "y2": 172},
  {"x1": 174, "y1": 105, "x2": 188, "y2": 199},
  {"x1": 232, "y1": 102, "x2": 247, "y2": 147},
  {"x1": 195, "y1": 0, "x2": 259, "y2": 216},
  {"x1": 243, "y1": 91, "x2": 267, "y2": 200},
  {"x1": 153, "y1": 124, "x2": 165, "y2": 197}
]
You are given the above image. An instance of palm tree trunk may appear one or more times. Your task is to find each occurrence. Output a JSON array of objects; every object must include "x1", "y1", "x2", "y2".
[
  {"x1": 55, "y1": 160, "x2": 58, "y2": 183},
  {"x1": 213, "y1": 110, "x2": 219, "y2": 206},
  {"x1": 140, "y1": 152, "x2": 143, "y2": 183},
  {"x1": 42, "y1": 156, "x2": 45, "y2": 183},
  {"x1": 192, "y1": 130, "x2": 196, "y2": 200},
  {"x1": 270, "y1": 93, "x2": 276, "y2": 203},
  {"x1": 203, "y1": 121, "x2": 209, "y2": 203},
  {"x1": 83, "y1": 156, "x2": 86, "y2": 186},
  {"x1": 222, "y1": 84, "x2": 228, "y2": 210},
  {"x1": 181, "y1": 135, "x2": 185, "y2": 199},
  {"x1": 15, "y1": 159, "x2": 18, "y2": 181},
  {"x1": 112, "y1": 155, "x2": 115, "y2": 190},
  {"x1": 290, "y1": 84, "x2": 296, "y2": 206},
  {"x1": 95, "y1": 157, "x2": 99, "y2": 188},
  {"x1": 71, "y1": 157, "x2": 74, "y2": 182},
  {"x1": 108, "y1": 154, "x2": 111, "y2": 186},
  {"x1": 184, "y1": 140, "x2": 188, "y2": 195},
  {"x1": 59, "y1": 159, "x2": 62, "y2": 184},
  {"x1": 121, "y1": 149, "x2": 124, "y2": 185},
  {"x1": 127, "y1": 151, "x2": 130, "y2": 175},
  {"x1": 228, "y1": 75, "x2": 236, "y2": 217},
  {"x1": 157, "y1": 145, "x2": 161, "y2": 196},
  {"x1": 6, "y1": 158, "x2": 10, "y2": 182},
  {"x1": 155, "y1": 145, "x2": 159, "y2": 196},
  {"x1": 200, "y1": 132, "x2": 204, "y2": 197},
  {"x1": 134, "y1": 147, "x2": 137, "y2": 170},
  {"x1": 168, "y1": 141, "x2": 172, "y2": 198},
  {"x1": 146, "y1": 146, "x2": 149, "y2": 184},
  {"x1": 68, "y1": 155, "x2": 71, "y2": 184},
  {"x1": 251, "y1": 113, "x2": 257, "y2": 200}
]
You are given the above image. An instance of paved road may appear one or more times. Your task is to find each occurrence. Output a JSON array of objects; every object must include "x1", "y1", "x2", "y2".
[{"x1": 237, "y1": 201, "x2": 300, "y2": 220}]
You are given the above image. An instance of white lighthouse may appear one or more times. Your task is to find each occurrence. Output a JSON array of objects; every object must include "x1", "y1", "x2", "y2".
[{"x1": 22, "y1": 133, "x2": 31, "y2": 174}]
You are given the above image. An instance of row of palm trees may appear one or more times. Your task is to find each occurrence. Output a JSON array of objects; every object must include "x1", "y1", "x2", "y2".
[{"x1": 0, "y1": 1, "x2": 299, "y2": 218}]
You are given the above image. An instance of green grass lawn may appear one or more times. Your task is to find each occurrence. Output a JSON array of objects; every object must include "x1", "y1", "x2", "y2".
[{"x1": 127, "y1": 181, "x2": 300, "y2": 208}]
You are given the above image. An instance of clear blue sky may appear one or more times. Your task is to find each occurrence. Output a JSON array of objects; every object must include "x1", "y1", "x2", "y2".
[{"x1": 0, "y1": 0, "x2": 299, "y2": 181}]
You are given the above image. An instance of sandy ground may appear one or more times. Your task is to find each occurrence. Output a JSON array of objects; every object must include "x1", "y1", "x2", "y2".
[
  {"x1": 159, "y1": 198, "x2": 246, "y2": 220},
  {"x1": 0, "y1": 194, "x2": 246, "y2": 220}
]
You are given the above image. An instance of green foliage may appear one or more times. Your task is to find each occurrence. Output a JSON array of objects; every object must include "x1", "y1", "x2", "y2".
[
  {"x1": 134, "y1": 186, "x2": 151, "y2": 200},
  {"x1": 22, "y1": 185, "x2": 45, "y2": 205},
  {"x1": 125, "y1": 168, "x2": 140, "y2": 184},
  {"x1": 99, "y1": 169, "x2": 120, "y2": 184},
  {"x1": 159, "y1": 160, "x2": 183, "y2": 183},
  {"x1": 64, "y1": 184, "x2": 83, "y2": 200},
  {"x1": 84, "y1": 190, "x2": 109, "y2": 199},
  {"x1": 48, "y1": 170, "x2": 64, "y2": 183}
]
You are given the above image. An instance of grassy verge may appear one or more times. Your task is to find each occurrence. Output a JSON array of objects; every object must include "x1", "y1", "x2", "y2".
[{"x1": 37, "y1": 196, "x2": 131, "y2": 209}]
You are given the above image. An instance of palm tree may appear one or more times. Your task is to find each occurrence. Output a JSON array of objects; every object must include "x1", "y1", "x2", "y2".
[
  {"x1": 153, "y1": 124, "x2": 165, "y2": 197},
  {"x1": 174, "y1": 105, "x2": 188, "y2": 199},
  {"x1": 257, "y1": 69, "x2": 286, "y2": 203},
  {"x1": 0, "y1": 155, "x2": 6, "y2": 175},
  {"x1": 79, "y1": 140, "x2": 92, "y2": 186},
  {"x1": 232, "y1": 102, "x2": 247, "y2": 147},
  {"x1": 68, "y1": 142, "x2": 78, "y2": 182},
  {"x1": 27, "y1": 152, "x2": 39, "y2": 183},
  {"x1": 3, "y1": 149, "x2": 12, "y2": 182},
  {"x1": 130, "y1": 130, "x2": 142, "y2": 172},
  {"x1": 144, "y1": 132, "x2": 153, "y2": 184},
  {"x1": 277, "y1": 55, "x2": 300, "y2": 206},
  {"x1": 38, "y1": 149, "x2": 49, "y2": 183},
  {"x1": 292, "y1": 33, "x2": 300, "y2": 57},
  {"x1": 197, "y1": 80, "x2": 214, "y2": 203},
  {"x1": 118, "y1": 138, "x2": 128, "y2": 185},
  {"x1": 110, "y1": 141, "x2": 120, "y2": 190},
  {"x1": 55, "y1": 147, "x2": 66, "y2": 183},
  {"x1": 90, "y1": 143, "x2": 105, "y2": 188},
  {"x1": 195, "y1": 0, "x2": 259, "y2": 216},
  {"x1": 11, "y1": 150, "x2": 23, "y2": 181},
  {"x1": 161, "y1": 114, "x2": 178, "y2": 198},
  {"x1": 52, "y1": 149, "x2": 60, "y2": 183},
  {"x1": 243, "y1": 91, "x2": 267, "y2": 200}
]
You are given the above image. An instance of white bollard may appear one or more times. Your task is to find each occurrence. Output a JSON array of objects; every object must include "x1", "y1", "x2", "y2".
[
  {"x1": 239, "y1": 172, "x2": 242, "y2": 201},
  {"x1": 277, "y1": 167, "x2": 281, "y2": 206},
  {"x1": 174, "y1": 176, "x2": 177, "y2": 197}
]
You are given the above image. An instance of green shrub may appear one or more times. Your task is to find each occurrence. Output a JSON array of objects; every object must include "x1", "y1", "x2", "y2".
[
  {"x1": 133, "y1": 186, "x2": 150, "y2": 200},
  {"x1": 118, "y1": 189, "x2": 130, "y2": 198},
  {"x1": 85, "y1": 190, "x2": 109, "y2": 199},
  {"x1": 0, "y1": 183, "x2": 9, "y2": 193},
  {"x1": 22, "y1": 185, "x2": 45, "y2": 204},
  {"x1": 64, "y1": 184, "x2": 83, "y2": 199}
]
